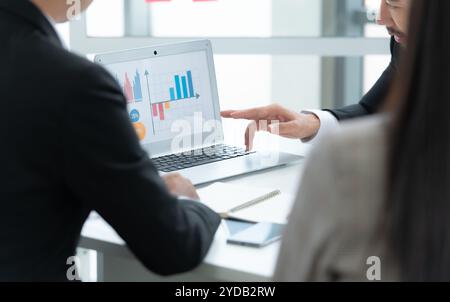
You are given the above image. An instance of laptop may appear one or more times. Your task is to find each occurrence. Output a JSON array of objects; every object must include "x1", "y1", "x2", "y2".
[{"x1": 95, "y1": 40, "x2": 303, "y2": 186}]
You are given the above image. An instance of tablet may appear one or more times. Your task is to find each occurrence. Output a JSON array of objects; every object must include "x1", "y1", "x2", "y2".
[{"x1": 226, "y1": 222, "x2": 285, "y2": 248}]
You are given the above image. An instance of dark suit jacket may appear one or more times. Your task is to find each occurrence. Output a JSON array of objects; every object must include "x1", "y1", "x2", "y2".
[
  {"x1": 0, "y1": 0, "x2": 220, "y2": 281},
  {"x1": 326, "y1": 37, "x2": 401, "y2": 120}
]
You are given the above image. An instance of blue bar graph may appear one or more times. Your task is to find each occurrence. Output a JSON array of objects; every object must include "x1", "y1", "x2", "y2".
[
  {"x1": 167, "y1": 70, "x2": 196, "y2": 102},
  {"x1": 132, "y1": 70, "x2": 143, "y2": 101},
  {"x1": 181, "y1": 76, "x2": 189, "y2": 99},
  {"x1": 187, "y1": 71, "x2": 194, "y2": 98},
  {"x1": 175, "y1": 75, "x2": 182, "y2": 99}
]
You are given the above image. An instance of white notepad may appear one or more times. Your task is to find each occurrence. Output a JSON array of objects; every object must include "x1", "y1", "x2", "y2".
[{"x1": 197, "y1": 182, "x2": 296, "y2": 224}]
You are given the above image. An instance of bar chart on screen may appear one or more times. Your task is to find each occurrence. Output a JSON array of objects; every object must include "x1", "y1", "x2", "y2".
[
  {"x1": 116, "y1": 70, "x2": 144, "y2": 103},
  {"x1": 105, "y1": 50, "x2": 216, "y2": 145},
  {"x1": 149, "y1": 70, "x2": 200, "y2": 121},
  {"x1": 146, "y1": 68, "x2": 206, "y2": 135}
]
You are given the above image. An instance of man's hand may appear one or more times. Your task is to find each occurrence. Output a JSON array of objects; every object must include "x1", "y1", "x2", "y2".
[
  {"x1": 221, "y1": 104, "x2": 321, "y2": 150},
  {"x1": 162, "y1": 173, "x2": 200, "y2": 200}
]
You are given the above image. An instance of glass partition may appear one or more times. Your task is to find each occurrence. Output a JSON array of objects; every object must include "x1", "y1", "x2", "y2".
[
  {"x1": 85, "y1": 0, "x2": 389, "y2": 38},
  {"x1": 71, "y1": 0, "x2": 391, "y2": 127}
]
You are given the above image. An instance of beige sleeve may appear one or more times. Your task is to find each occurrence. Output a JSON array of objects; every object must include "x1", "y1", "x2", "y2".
[{"x1": 274, "y1": 136, "x2": 343, "y2": 282}]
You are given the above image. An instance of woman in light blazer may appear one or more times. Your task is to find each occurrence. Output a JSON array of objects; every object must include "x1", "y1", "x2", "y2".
[{"x1": 275, "y1": 0, "x2": 450, "y2": 282}]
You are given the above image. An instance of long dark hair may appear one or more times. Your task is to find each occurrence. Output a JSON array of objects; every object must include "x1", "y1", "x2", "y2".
[{"x1": 386, "y1": 0, "x2": 450, "y2": 281}]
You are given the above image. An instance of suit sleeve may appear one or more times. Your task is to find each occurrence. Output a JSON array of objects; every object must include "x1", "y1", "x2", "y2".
[
  {"x1": 61, "y1": 63, "x2": 221, "y2": 276},
  {"x1": 326, "y1": 38, "x2": 398, "y2": 121}
]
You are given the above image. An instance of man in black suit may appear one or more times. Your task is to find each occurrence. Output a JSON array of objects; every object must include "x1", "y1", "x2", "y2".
[
  {"x1": 0, "y1": 0, "x2": 221, "y2": 281},
  {"x1": 222, "y1": 0, "x2": 411, "y2": 149}
]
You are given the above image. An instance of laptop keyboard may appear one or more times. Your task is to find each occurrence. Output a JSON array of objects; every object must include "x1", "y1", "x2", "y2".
[{"x1": 152, "y1": 144, "x2": 255, "y2": 172}]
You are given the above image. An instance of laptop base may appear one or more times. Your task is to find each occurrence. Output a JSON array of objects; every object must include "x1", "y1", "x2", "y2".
[{"x1": 160, "y1": 151, "x2": 303, "y2": 186}]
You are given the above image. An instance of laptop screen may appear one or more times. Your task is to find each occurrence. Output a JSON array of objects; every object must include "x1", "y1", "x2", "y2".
[{"x1": 104, "y1": 50, "x2": 217, "y2": 147}]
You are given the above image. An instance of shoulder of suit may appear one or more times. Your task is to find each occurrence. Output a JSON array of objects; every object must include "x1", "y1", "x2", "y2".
[
  {"x1": 12, "y1": 28, "x2": 97, "y2": 69},
  {"x1": 15, "y1": 31, "x2": 115, "y2": 89},
  {"x1": 307, "y1": 116, "x2": 390, "y2": 219},
  {"x1": 335, "y1": 115, "x2": 389, "y2": 146},
  {"x1": 315, "y1": 116, "x2": 389, "y2": 174}
]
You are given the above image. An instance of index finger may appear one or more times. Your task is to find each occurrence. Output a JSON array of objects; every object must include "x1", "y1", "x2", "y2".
[
  {"x1": 228, "y1": 107, "x2": 269, "y2": 120},
  {"x1": 220, "y1": 110, "x2": 237, "y2": 118}
]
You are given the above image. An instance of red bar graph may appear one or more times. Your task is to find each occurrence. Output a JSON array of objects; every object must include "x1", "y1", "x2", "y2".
[
  {"x1": 124, "y1": 73, "x2": 133, "y2": 102},
  {"x1": 158, "y1": 103, "x2": 165, "y2": 120}
]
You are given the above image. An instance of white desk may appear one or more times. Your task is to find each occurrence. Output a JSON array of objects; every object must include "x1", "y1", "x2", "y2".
[{"x1": 79, "y1": 140, "x2": 310, "y2": 282}]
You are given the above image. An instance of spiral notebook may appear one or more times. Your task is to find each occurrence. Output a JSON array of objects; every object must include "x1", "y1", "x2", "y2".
[{"x1": 198, "y1": 182, "x2": 295, "y2": 224}]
